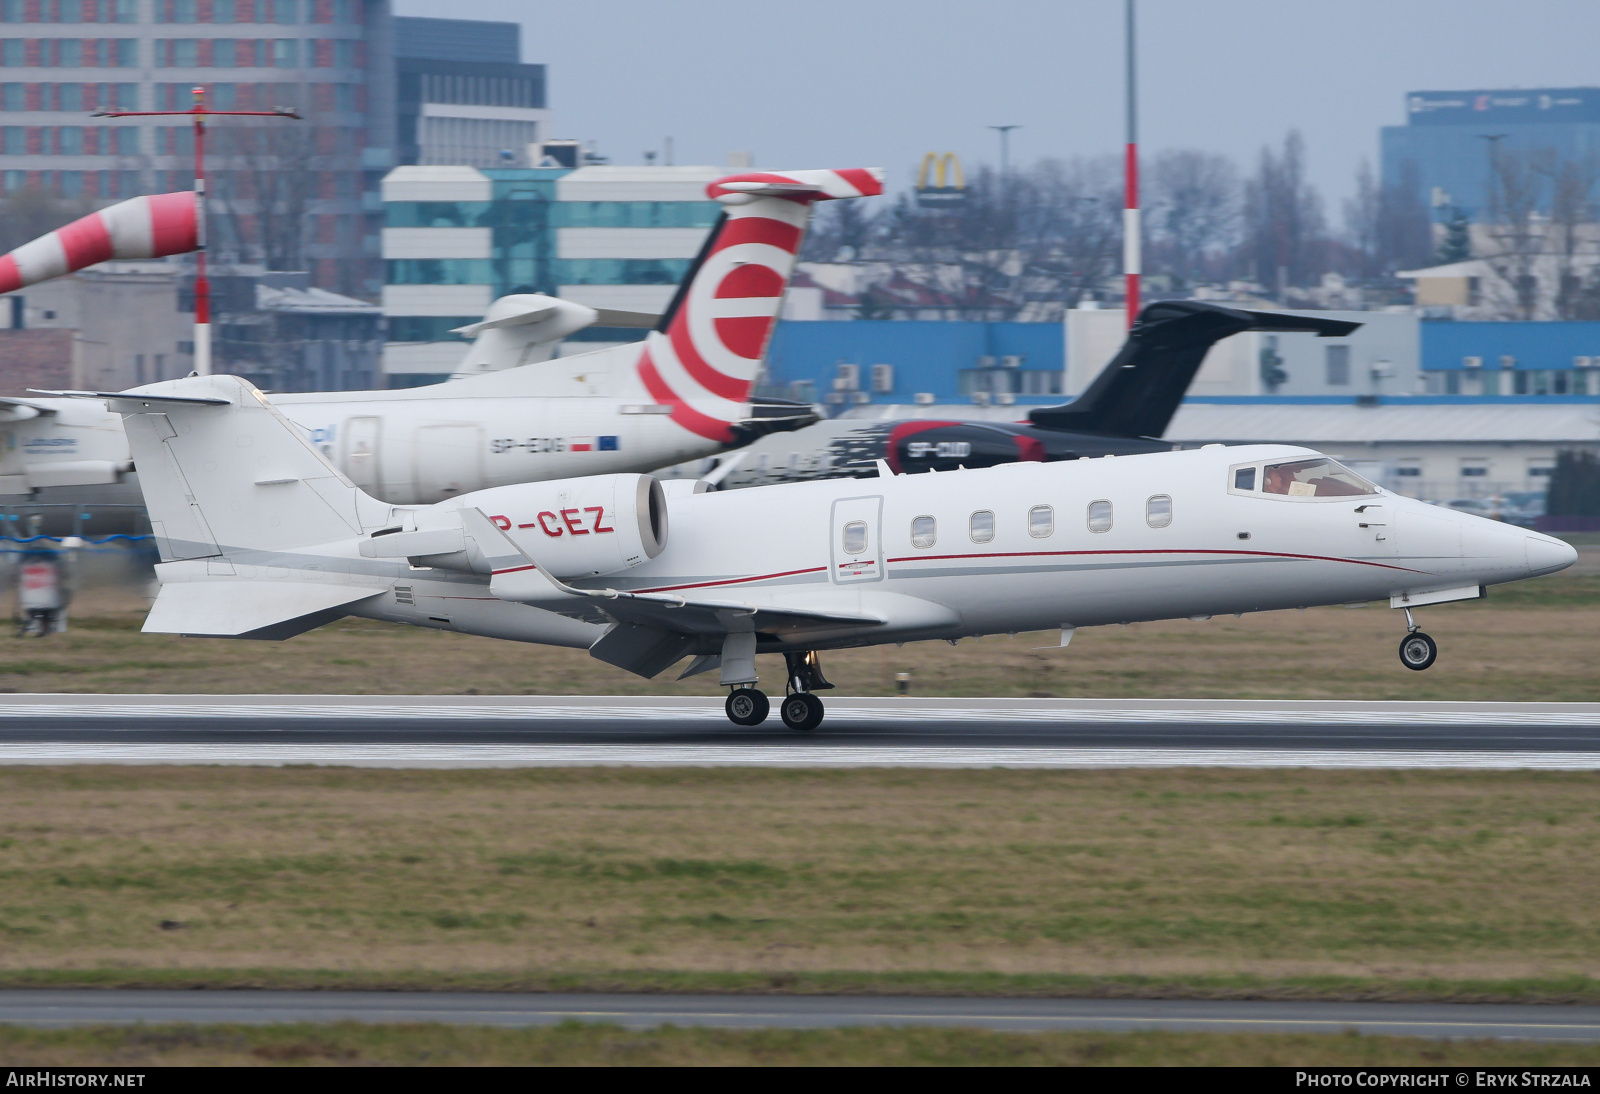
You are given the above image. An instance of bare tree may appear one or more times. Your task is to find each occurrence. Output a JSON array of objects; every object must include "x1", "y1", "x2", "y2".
[
  {"x1": 211, "y1": 118, "x2": 317, "y2": 272},
  {"x1": 1342, "y1": 160, "x2": 1381, "y2": 278},
  {"x1": 1375, "y1": 158, "x2": 1434, "y2": 274},
  {"x1": 1480, "y1": 144, "x2": 1546, "y2": 319},
  {"x1": 1241, "y1": 130, "x2": 1328, "y2": 293},
  {"x1": 1148, "y1": 149, "x2": 1239, "y2": 290},
  {"x1": 1016, "y1": 156, "x2": 1123, "y2": 309},
  {"x1": 801, "y1": 194, "x2": 879, "y2": 262},
  {"x1": 1538, "y1": 153, "x2": 1600, "y2": 319}
]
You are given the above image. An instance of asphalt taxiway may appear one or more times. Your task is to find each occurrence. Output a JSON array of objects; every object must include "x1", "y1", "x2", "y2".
[
  {"x1": 0, "y1": 696, "x2": 1597, "y2": 767},
  {"x1": 0, "y1": 990, "x2": 1597, "y2": 1040}
]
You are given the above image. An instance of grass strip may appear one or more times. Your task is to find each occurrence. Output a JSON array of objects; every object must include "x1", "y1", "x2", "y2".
[
  {"x1": 1, "y1": 1023, "x2": 1597, "y2": 1067},
  {"x1": 2, "y1": 969, "x2": 1600, "y2": 1006}
]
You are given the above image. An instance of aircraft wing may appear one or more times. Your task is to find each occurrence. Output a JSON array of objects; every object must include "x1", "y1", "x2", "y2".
[{"x1": 459, "y1": 508, "x2": 890, "y2": 676}]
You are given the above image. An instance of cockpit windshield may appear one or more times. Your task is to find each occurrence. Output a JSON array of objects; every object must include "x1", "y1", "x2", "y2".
[{"x1": 1260, "y1": 458, "x2": 1378, "y2": 498}]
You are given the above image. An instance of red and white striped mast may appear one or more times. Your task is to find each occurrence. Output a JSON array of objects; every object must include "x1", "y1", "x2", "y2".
[
  {"x1": 94, "y1": 87, "x2": 299, "y2": 375},
  {"x1": 1123, "y1": 0, "x2": 1140, "y2": 328}
]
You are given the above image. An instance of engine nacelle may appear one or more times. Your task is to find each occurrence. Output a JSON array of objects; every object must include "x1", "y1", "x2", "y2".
[{"x1": 441, "y1": 473, "x2": 667, "y2": 580}]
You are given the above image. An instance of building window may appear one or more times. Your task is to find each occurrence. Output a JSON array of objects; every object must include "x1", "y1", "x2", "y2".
[
  {"x1": 1528, "y1": 461, "x2": 1554, "y2": 480},
  {"x1": 1325, "y1": 344, "x2": 1350, "y2": 386},
  {"x1": 1513, "y1": 370, "x2": 1529, "y2": 396},
  {"x1": 1086, "y1": 501, "x2": 1111, "y2": 533},
  {"x1": 0, "y1": 83, "x2": 20, "y2": 110},
  {"x1": 272, "y1": 39, "x2": 298, "y2": 67},
  {"x1": 910, "y1": 515, "x2": 935, "y2": 549},
  {"x1": 1460, "y1": 461, "x2": 1488, "y2": 478},
  {"x1": 1394, "y1": 461, "x2": 1422, "y2": 478},
  {"x1": 968, "y1": 510, "x2": 994, "y2": 544}
]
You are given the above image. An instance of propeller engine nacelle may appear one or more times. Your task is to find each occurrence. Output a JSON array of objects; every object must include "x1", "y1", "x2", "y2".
[{"x1": 375, "y1": 473, "x2": 668, "y2": 580}]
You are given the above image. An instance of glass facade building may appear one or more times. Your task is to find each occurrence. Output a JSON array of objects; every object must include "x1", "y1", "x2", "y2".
[
  {"x1": 0, "y1": 0, "x2": 397, "y2": 298},
  {"x1": 380, "y1": 163, "x2": 724, "y2": 382},
  {"x1": 1381, "y1": 88, "x2": 1600, "y2": 220}
]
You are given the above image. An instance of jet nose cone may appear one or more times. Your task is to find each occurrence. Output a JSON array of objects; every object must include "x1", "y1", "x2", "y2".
[{"x1": 1525, "y1": 533, "x2": 1578, "y2": 578}]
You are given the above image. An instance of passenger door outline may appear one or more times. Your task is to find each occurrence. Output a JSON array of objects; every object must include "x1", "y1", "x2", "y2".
[{"x1": 830, "y1": 495, "x2": 884, "y2": 584}]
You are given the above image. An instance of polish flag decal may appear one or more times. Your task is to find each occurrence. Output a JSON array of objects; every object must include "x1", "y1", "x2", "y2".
[{"x1": 568, "y1": 437, "x2": 595, "y2": 452}]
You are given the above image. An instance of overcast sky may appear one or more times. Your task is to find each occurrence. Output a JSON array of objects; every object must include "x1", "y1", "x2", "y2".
[{"x1": 396, "y1": 0, "x2": 1600, "y2": 214}]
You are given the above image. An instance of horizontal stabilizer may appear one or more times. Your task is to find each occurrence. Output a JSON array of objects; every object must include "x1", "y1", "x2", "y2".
[
  {"x1": 33, "y1": 388, "x2": 231, "y2": 408},
  {"x1": 144, "y1": 581, "x2": 381, "y2": 639}
]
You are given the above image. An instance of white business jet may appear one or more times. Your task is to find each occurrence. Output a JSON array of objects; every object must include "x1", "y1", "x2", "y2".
[
  {"x1": 11, "y1": 167, "x2": 884, "y2": 525},
  {"x1": 92, "y1": 366, "x2": 1575, "y2": 731}
]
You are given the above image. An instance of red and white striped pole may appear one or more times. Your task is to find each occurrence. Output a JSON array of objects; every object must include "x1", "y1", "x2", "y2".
[
  {"x1": 94, "y1": 88, "x2": 299, "y2": 375},
  {"x1": 1123, "y1": 0, "x2": 1139, "y2": 329}
]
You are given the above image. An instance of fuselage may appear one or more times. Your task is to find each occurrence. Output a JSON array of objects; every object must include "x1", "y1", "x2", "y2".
[
  {"x1": 332, "y1": 444, "x2": 1573, "y2": 659},
  {"x1": 688, "y1": 416, "x2": 1172, "y2": 490}
]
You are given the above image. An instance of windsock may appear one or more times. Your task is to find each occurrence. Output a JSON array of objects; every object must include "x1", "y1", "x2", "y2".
[{"x1": 0, "y1": 191, "x2": 198, "y2": 294}]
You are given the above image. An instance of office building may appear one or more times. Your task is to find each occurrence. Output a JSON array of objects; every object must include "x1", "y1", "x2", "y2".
[
  {"x1": 0, "y1": 0, "x2": 397, "y2": 297},
  {"x1": 1381, "y1": 87, "x2": 1600, "y2": 218},
  {"x1": 393, "y1": 15, "x2": 547, "y2": 169},
  {"x1": 381, "y1": 163, "x2": 723, "y2": 383}
]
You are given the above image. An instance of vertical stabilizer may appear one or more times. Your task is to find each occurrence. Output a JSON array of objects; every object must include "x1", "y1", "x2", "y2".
[
  {"x1": 634, "y1": 168, "x2": 883, "y2": 443},
  {"x1": 100, "y1": 375, "x2": 386, "y2": 560}
]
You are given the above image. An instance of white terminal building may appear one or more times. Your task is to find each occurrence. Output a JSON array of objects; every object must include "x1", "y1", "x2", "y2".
[{"x1": 380, "y1": 162, "x2": 725, "y2": 384}]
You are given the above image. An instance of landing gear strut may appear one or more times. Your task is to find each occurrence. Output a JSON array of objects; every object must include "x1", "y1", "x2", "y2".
[
  {"x1": 1397, "y1": 608, "x2": 1438, "y2": 671},
  {"x1": 780, "y1": 651, "x2": 832, "y2": 731}
]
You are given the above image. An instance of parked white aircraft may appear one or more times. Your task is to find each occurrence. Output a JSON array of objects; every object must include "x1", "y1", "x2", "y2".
[
  {"x1": 95, "y1": 370, "x2": 1575, "y2": 730},
  {"x1": 8, "y1": 167, "x2": 884, "y2": 525}
]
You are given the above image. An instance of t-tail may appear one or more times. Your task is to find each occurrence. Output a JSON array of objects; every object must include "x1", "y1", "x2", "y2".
[
  {"x1": 1028, "y1": 301, "x2": 1361, "y2": 439},
  {"x1": 634, "y1": 168, "x2": 884, "y2": 444},
  {"x1": 91, "y1": 375, "x2": 392, "y2": 638}
]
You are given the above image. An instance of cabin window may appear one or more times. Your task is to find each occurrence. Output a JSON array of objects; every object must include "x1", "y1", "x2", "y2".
[
  {"x1": 1261, "y1": 458, "x2": 1378, "y2": 498},
  {"x1": 1087, "y1": 500, "x2": 1112, "y2": 533},
  {"x1": 1028, "y1": 505, "x2": 1054, "y2": 538},
  {"x1": 842, "y1": 520, "x2": 868, "y2": 555},
  {"x1": 1234, "y1": 467, "x2": 1256, "y2": 491},
  {"x1": 911, "y1": 515, "x2": 936, "y2": 549},
  {"x1": 1146, "y1": 495, "x2": 1173, "y2": 528},
  {"x1": 969, "y1": 510, "x2": 995, "y2": 544}
]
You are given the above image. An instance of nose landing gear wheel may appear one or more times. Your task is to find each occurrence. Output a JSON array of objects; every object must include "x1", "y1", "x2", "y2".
[
  {"x1": 1398, "y1": 631, "x2": 1437, "y2": 671},
  {"x1": 725, "y1": 688, "x2": 769, "y2": 726},
  {"x1": 779, "y1": 692, "x2": 825, "y2": 731}
]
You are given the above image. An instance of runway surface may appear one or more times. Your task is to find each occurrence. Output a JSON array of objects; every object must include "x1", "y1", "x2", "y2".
[
  {"x1": 1, "y1": 990, "x2": 1598, "y2": 1040},
  {"x1": 0, "y1": 695, "x2": 1599, "y2": 768}
]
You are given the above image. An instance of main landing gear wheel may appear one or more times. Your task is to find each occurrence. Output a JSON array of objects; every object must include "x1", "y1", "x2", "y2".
[
  {"x1": 1398, "y1": 631, "x2": 1438, "y2": 671},
  {"x1": 725, "y1": 688, "x2": 769, "y2": 726},
  {"x1": 780, "y1": 692, "x2": 825, "y2": 731}
]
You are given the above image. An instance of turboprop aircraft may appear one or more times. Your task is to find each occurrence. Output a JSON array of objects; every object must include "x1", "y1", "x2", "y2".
[
  {"x1": 6, "y1": 167, "x2": 885, "y2": 529},
  {"x1": 91, "y1": 368, "x2": 1576, "y2": 732},
  {"x1": 697, "y1": 301, "x2": 1358, "y2": 488}
]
